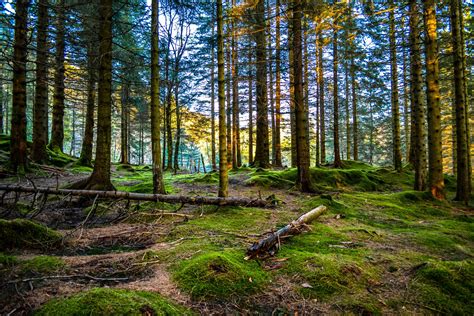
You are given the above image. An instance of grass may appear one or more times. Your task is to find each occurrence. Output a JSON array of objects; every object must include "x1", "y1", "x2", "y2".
[
  {"x1": 0, "y1": 219, "x2": 62, "y2": 250},
  {"x1": 172, "y1": 250, "x2": 268, "y2": 300},
  {"x1": 35, "y1": 288, "x2": 194, "y2": 315}
]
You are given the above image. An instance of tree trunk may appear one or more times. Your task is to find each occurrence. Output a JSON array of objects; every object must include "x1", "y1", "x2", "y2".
[
  {"x1": 423, "y1": 0, "x2": 445, "y2": 199},
  {"x1": 120, "y1": 81, "x2": 129, "y2": 164},
  {"x1": 82, "y1": 0, "x2": 114, "y2": 190},
  {"x1": 10, "y1": 0, "x2": 29, "y2": 172},
  {"x1": 217, "y1": 0, "x2": 228, "y2": 197},
  {"x1": 32, "y1": 0, "x2": 49, "y2": 163},
  {"x1": 409, "y1": 0, "x2": 427, "y2": 191},
  {"x1": 402, "y1": 17, "x2": 410, "y2": 163},
  {"x1": 173, "y1": 70, "x2": 181, "y2": 171},
  {"x1": 274, "y1": 0, "x2": 282, "y2": 167},
  {"x1": 231, "y1": 0, "x2": 241, "y2": 169},
  {"x1": 450, "y1": 0, "x2": 469, "y2": 204},
  {"x1": 253, "y1": 0, "x2": 269, "y2": 168},
  {"x1": 288, "y1": 11, "x2": 296, "y2": 168},
  {"x1": 351, "y1": 49, "x2": 358, "y2": 161},
  {"x1": 226, "y1": 3, "x2": 232, "y2": 170},
  {"x1": 49, "y1": 0, "x2": 65, "y2": 153},
  {"x1": 318, "y1": 33, "x2": 326, "y2": 164},
  {"x1": 248, "y1": 49, "x2": 253, "y2": 165},
  {"x1": 333, "y1": 24, "x2": 342, "y2": 168},
  {"x1": 389, "y1": 3, "x2": 402, "y2": 172},
  {"x1": 151, "y1": 0, "x2": 165, "y2": 194},
  {"x1": 293, "y1": 0, "x2": 312, "y2": 191},
  {"x1": 211, "y1": 12, "x2": 217, "y2": 171}
]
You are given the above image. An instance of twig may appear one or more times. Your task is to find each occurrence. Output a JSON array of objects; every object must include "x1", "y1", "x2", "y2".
[{"x1": 5, "y1": 274, "x2": 129, "y2": 284}]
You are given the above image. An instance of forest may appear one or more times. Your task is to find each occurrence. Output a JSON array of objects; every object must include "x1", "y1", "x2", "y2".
[{"x1": 0, "y1": 0, "x2": 472, "y2": 314}]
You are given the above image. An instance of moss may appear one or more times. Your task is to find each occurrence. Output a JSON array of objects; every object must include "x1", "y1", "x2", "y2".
[
  {"x1": 173, "y1": 250, "x2": 268, "y2": 300},
  {"x1": 0, "y1": 253, "x2": 19, "y2": 267},
  {"x1": 47, "y1": 148, "x2": 76, "y2": 167},
  {"x1": 70, "y1": 165, "x2": 93, "y2": 173},
  {"x1": 0, "y1": 219, "x2": 62, "y2": 250},
  {"x1": 116, "y1": 164, "x2": 137, "y2": 173},
  {"x1": 190, "y1": 172, "x2": 219, "y2": 184},
  {"x1": 36, "y1": 288, "x2": 193, "y2": 315},
  {"x1": 21, "y1": 256, "x2": 65, "y2": 274},
  {"x1": 410, "y1": 260, "x2": 474, "y2": 314}
]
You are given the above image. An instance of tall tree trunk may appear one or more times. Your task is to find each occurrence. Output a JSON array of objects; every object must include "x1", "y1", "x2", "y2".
[
  {"x1": 274, "y1": 0, "x2": 282, "y2": 167},
  {"x1": 389, "y1": 3, "x2": 402, "y2": 172},
  {"x1": 151, "y1": 0, "x2": 165, "y2": 194},
  {"x1": 402, "y1": 17, "x2": 410, "y2": 163},
  {"x1": 253, "y1": 0, "x2": 269, "y2": 168},
  {"x1": 0, "y1": 80, "x2": 3, "y2": 134},
  {"x1": 423, "y1": 0, "x2": 445, "y2": 199},
  {"x1": 333, "y1": 23, "x2": 342, "y2": 168},
  {"x1": 78, "y1": 40, "x2": 96, "y2": 167},
  {"x1": 231, "y1": 0, "x2": 241, "y2": 169},
  {"x1": 226, "y1": 1, "x2": 232, "y2": 169},
  {"x1": 293, "y1": 0, "x2": 311, "y2": 192},
  {"x1": 70, "y1": 105, "x2": 75, "y2": 156},
  {"x1": 120, "y1": 81, "x2": 129, "y2": 164},
  {"x1": 10, "y1": 0, "x2": 29, "y2": 172},
  {"x1": 32, "y1": 0, "x2": 49, "y2": 163},
  {"x1": 217, "y1": 0, "x2": 228, "y2": 197},
  {"x1": 173, "y1": 64, "x2": 181, "y2": 171},
  {"x1": 248, "y1": 49, "x2": 253, "y2": 164},
  {"x1": 166, "y1": 61, "x2": 173, "y2": 170},
  {"x1": 351, "y1": 49, "x2": 358, "y2": 161},
  {"x1": 82, "y1": 0, "x2": 113, "y2": 190},
  {"x1": 303, "y1": 18, "x2": 310, "y2": 161},
  {"x1": 211, "y1": 12, "x2": 217, "y2": 171},
  {"x1": 409, "y1": 0, "x2": 427, "y2": 191},
  {"x1": 49, "y1": 0, "x2": 65, "y2": 152},
  {"x1": 288, "y1": 9, "x2": 296, "y2": 168},
  {"x1": 268, "y1": 17, "x2": 275, "y2": 166},
  {"x1": 344, "y1": 58, "x2": 350, "y2": 160},
  {"x1": 451, "y1": 0, "x2": 469, "y2": 204},
  {"x1": 317, "y1": 32, "x2": 326, "y2": 164}
]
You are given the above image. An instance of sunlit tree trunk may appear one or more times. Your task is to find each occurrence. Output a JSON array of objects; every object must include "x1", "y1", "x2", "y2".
[
  {"x1": 409, "y1": 0, "x2": 427, "y2": 191},
  {"x1": 174, "y1": 63, "x2": 181, "y2": 171},
  {"x1": 217, "y1": 0, "x2": 228, "y2": 197},
  {"x1": 274, "y1": 0, "x2": 282, "y2": 167},
  {"x1": 317, "y1": 32, "x2": 326, "y2": 164},
  {"x1": 389, "y1": 2, "x2": 402, "y2": 172},
  {"x1": 450, "y1": 0, "x2": 469, "y2": 204},
  {"x1": 253, "y1": 0, "x2": 269, "y2": 168},
  {"x1": 120, "y1": 81, "x2": 129, "y2": 164},
  {"x1": 248, "y1": 49, "x2": 253, "y2": 165},
  {"x1": 50, "y1": 0, "x2": 65, "y2": 152},
  {"x1": 10, "y1": 0, "x2": 29, "y2": 172},
  {"x1": 288, "y1": 8, "x2": 296, "y2": 168},
  {"x1": 226, "y1": 0, "x2": 232, "y2": 169},
  {"x1": 211, "y1": 12, "x2": 217, "y2": 171},
  {"x1": 32, "y1": 0, "x2": 49, "y2": 163},
  {"x1": 423, "y1": 0, "x2": 445, "y2": 199},
  {"x1": 402, "y1": 17, "x2": 410, "y2": 163},
  {"x1": 333, "y1": 22, "x2": 342, "y2": 168},
  {"x1": 268, "y1": 6, "x2": 275, "y2": 166},
  {"x1": 231, "y1": 0, "x2": 241, "y2": 168}
]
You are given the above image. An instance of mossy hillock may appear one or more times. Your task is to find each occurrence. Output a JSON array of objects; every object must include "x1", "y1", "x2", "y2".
[{"x1": 0, "y1": 219, "x2": 62, "y2": 250}]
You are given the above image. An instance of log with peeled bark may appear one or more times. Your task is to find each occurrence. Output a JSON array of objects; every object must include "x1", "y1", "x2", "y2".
[
  {"x1": 245, "y1": 205, "x2": 327, "y2": 260},
  {"x1": 0, "y1": 185, "x2": 270, "y2": 208}
]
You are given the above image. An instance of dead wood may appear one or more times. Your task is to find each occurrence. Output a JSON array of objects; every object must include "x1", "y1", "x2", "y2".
[
  {"x1": 245, "y1": 205, "x2": 327, "y2": 260},
  {"x1": 0, "y1": 185, "x2": 271, "y2": 208}
]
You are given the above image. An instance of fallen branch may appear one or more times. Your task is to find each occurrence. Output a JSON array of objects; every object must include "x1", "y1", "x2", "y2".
[
  {"x1": 0, "y1": 185, "x2": 271, "y2": 208},
  {"x1": 245, "y1": 205, "x2": 327, "y2": 260},
  {"x1": 5, "y1": 274, "x2": 128, "y2": 284}
]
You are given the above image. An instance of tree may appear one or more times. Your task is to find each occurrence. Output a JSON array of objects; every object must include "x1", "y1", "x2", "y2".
[
  {"x1": 389, "y1": 2, "x2": 402, "y2": 172},
  {"x1": 210, "y1": 10, "x2": 217, "y2": 171},
  {"x1": 151, "y1": 0, "x2": 165, "y2": 194},
  {"x1": 317, "y1": 32, "x2": 325, "y2": 164},
  {"x1": 217, "y1": 0, "x2": 228, "y2": 197},
  {"x1": 293, "y1": 0, "x2": 312, "y2": 191},
  {"x1": 409, "y1": 0, "x2": 426, "y2": 191},
  {"x1": 450, "y1": 0, "x2": 469, "y2": 204},
  {"x1": 10, "y1": 0, "x2": 29, "y2": 172},
  {"x1": 231, "y1": 0, "x2": 241, "y2": 169},
  {"x1": 253, "y1": 0, "x2": 269, "y2": 168},
  {"x1": 333, "y1": 14, "x2": 342, "y2": 168},
  {"x1": 423, "y1": 0, "x2": 444, "y2": 199},
  {"x1": 32, "y1": 0, "x2": 49, "y2": 163},
  {"x1": 274, "y1": 0, "x2": 282, "y2": 167},
  {"x1": 49, "y1": 0, "x2": 66, "y2": 152}
]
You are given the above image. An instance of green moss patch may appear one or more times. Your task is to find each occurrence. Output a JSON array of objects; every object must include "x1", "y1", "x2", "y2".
[
  {"x1": 47, "y1": 148, "x2": 76, "y2": 167},
  {"x1": 36, "y1": 288, "x2": 193, "y2": 315},
  {"x1": 173, "y1": 250, "x2": 268, "y2": 300},
  {"x1": 21, "y1": 255, "x2": 65, "y2": 274},
  {"x1": 0, "y1": 219, "x2": 62, "y2": 250},
  {"x1": 0, "y1": 253, "x2": 19, "y2": 267}
]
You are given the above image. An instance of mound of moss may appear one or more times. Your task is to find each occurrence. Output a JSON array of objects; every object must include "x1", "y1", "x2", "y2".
[
  {"x1": 191, "y1": 172, "x2": 219, "y2": 184},
  {"x1": 36, "y1": 288, "x2": 193, "y2": 316},
  {"x1": 21, "y1": 255, "x2": 65, "y2": 274},
  {"x1": 47, "y1": 148, "x2": 76, "y2": 167},
  {"x1": 0, "y1": 219, "x2": 62, "y2": 250},
  {"x1": 173, "y1": 250, "x2": 268, "y2": 300}
]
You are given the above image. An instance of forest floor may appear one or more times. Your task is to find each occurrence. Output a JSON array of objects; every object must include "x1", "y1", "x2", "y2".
[{"x1": 0, "y1": 147, "x2": 473, "y2": 314}]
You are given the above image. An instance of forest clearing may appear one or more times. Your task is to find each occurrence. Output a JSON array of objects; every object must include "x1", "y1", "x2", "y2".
[{"x1": 0, "y1": 0, "x2": 473, "y2": 314}]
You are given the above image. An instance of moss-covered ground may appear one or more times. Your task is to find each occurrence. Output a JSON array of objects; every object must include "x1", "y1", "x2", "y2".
[{"x1": 0, "y1": 159, "x2": 472, "y2": 314}]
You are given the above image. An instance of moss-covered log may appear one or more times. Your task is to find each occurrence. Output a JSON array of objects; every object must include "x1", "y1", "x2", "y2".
[
  {"x1": 0, "y1": 185, "x2": 270, "y2": 208},
  {"x1": 246, "y1": 205, "x2": 327, "y2": 259}
]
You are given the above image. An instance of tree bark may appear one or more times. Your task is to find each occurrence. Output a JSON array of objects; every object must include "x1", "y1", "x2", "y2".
[
  {"x1": 248, "y1": 49, "x2": 253, "y2": 165},
  {"x1": 49, "y1": 0, "x2": 66, "y2": 153},
  {"x1": 32, "y1": 0, "x2": 49, "y2": 163},
  {"x1": 409, "y1": 0, "x2": 427, "y2": 191},
  {"x1": 317, "y1": 32, "x2": 326, "y2": 164},
  {"x1": 120, "y1": 81, "x2": 129, "y2": 164},
  {"x1": 423, "y1": 0, "x2": 445, "y2": 199},
  {"x1": 274, "y1": 0, "x2": 282, "y2": 167},
  {"x1": 253, "y1": 0, "x2": 269, "y2": 168},
  {"x1": 217, "y1": 0, "x2": 228, "y2": 197},
  {"x1": 151, "y1": 0, "x2": 165, "y2": 194},
  {"x1": 450, "y1": 0, "x2": 469, "y2": 204},
  {"x1": 211, "y1": 12, "x2": 217, "y2": 171},
  {"x1": 389, "y1": 2, "x2": 402, "y2": 172},
  {"x1": 333, "y1": 23, "x2": 342, "y2": 168},
  {"x1": 231, "y1": 0, "x2": 241, "y2": 169},
  {"x1": 293, "y1": 0, "x2": 312, "y2": 191}
]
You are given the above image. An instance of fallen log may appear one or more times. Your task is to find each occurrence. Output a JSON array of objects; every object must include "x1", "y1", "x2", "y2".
[
  {"x1": 0, "y1": 185, "x2": 270, "y2": 208},
  {"x1": 245, "y1": 205, "x2": 327, "y2": 260}
]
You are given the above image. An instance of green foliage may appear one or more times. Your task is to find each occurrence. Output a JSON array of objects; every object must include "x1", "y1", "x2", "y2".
[
  {"x1": 21, "y1": 256, "x2": 65, "y2": 274},
  {"x1": 36, "y1": 288, "x2": 193, "y2": 316},
  {"x1": 172, "y1": 250, "x2": 268, "y2": 300},
  {"x1": 0, "y1": 219, "x2": 62, "y2": 250},
  {"x1": 0, "y1": 253, "x2": 19, "y2": 267}
]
